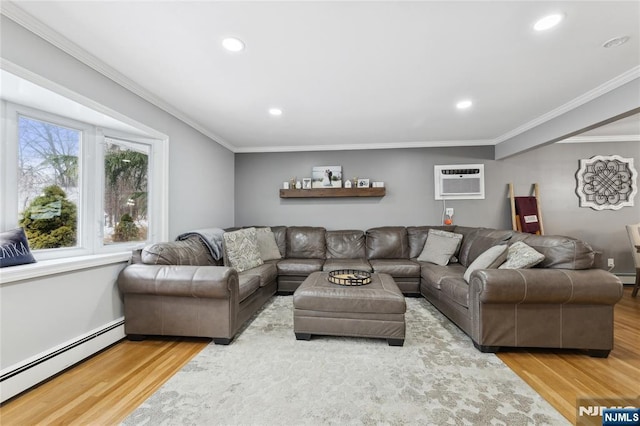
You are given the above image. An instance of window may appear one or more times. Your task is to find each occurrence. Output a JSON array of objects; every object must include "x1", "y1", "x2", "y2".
[
  {"x1": 17, "y1": 115, "x2": 81, "y2": 250},
  {"x1": 103, "y1": 138, "x2": 149, "y2": 245},
  {"x1": 2, "y1": 98, "x2": 167, "y2": 261}
]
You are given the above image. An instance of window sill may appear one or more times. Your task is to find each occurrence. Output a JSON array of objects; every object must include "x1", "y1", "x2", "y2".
[{"x1": 0, "y1": 252, "x2": 131, "y2": 284}]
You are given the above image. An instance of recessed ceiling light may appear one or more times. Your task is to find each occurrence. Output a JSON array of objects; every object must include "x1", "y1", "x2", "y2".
[
  {"x1": 602, "y1": 36, "x2": 630, "y2": 48},
  {"x1": 456, "y1": 100, "x2": 472, "y2": 110},
  {"x1": 269, "y1": 108, "x2": 283, "y2": 116},
  {"x1": 533, "y1": 13, "x2": 564, "y2": 31},
  {"x1": 222, "y1": 37, "x2": 245, "y2": 52}
]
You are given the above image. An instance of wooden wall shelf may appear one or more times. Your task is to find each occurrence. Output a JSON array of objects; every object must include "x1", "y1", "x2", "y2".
[{"x1": 280, "y1": 187, "x2": 386, "y2": 198}]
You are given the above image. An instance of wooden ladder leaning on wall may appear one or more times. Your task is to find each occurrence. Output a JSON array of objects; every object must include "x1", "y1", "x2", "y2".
[{"x1": 509, "y1": 183, "x2": 544, "y2": 235}]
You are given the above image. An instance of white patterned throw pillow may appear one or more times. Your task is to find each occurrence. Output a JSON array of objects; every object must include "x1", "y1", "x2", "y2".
[
  {"x1": 223, "y1": 227, "x2": 263, "y2": 272},
  {"x1": 498, "y1": 241, "x2": 545, "y2": 269},
  {"x1": 417, "y1": 229, "x2": 463, "y2": 266}
]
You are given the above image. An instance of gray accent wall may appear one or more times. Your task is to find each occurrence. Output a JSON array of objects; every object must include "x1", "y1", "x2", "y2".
[{"x1": 236, "y1": 141, "x2": 639, "y2": 273}]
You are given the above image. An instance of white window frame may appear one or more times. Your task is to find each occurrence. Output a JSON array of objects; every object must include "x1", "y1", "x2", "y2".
[
  {"x1": 4, "y1": 103, "x2": 92, "y2": 259},
  {"x1": 97, "y1": 130, "x2": 165, "y2": 254},
  {"x1": 1, "y1": 101, "x2": 168, "y2": 261}
]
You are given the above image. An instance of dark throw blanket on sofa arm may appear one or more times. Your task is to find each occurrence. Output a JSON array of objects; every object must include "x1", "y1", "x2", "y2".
[{"x1": 176, "y1": 227, "x2": 225, "y2": 261}]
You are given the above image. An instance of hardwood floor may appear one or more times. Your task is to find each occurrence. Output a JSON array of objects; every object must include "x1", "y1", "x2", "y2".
[
  {"x1": 1, "y1": 287, "x2": 638, "y2": 425},
  {"x1": 498, "y1": 286, "x2": 640, "y2": 424},
  {"x1": 0, "y1": 337, "x2": 210, "y2": 425}
]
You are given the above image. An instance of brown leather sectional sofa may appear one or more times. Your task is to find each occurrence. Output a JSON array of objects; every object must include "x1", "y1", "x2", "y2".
[{"x1": 117, "y1": 225, "x2": 623, "y2": 356}]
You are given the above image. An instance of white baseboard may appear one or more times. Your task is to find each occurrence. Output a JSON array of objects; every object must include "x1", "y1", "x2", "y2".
[{"x1": 0, "y1": 319, "x2": 125, "y2": 403}]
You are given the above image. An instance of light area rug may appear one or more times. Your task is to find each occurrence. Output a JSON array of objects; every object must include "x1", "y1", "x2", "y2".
[{"x1": 123, "y1": 296, "x2": 568, "y2": 425}]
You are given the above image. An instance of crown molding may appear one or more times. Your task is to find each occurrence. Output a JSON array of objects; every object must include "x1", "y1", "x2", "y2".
[
  {"x1": 1, "y1": 1, "x2": 237, "y2": 153},
  {"x1": 557, "y1": 134, "x2": 640, "y2": 144},
  {"x1": 234, "y1": 139, "x2": 493, "y2": 153},
  {"x1": 494, "y1": 66, "x2": 640, "y2": 145}
]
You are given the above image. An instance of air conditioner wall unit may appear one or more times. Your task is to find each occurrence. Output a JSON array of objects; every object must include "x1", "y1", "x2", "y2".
[{"x1": 434, "y1": 164, "x2": 485, "y2": 200}]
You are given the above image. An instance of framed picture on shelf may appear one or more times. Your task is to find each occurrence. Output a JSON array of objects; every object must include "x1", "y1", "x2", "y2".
[
  {"x1": 312, "y1": 166, "x2": 342, "y2": 188},
  {"x1": 357, "y1": 178, "x2": 370, "y2": 188},
  {"x1": 302, "y1": 178, "x2": 312, "y2": 189}
]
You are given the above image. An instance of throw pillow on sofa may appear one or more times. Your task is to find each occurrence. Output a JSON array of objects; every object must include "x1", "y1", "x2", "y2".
[
  {"x1": 255, "y1": 227, "x2": 282, "y2": 261},
  {"x1": 463, "y1": 244, "x2": 508, "y2": 283},
  {"x1": 417, "y1": 229, "x2": 463, "y2": 266},
  {"x1": 223, "y1": 227, "x2": 264, "y2": 272},
  {"x1": 512, "y1": 233, "x2": 595, "y2": 269},
  {"x1": 499, "y1": 241, "x2": 545, "y2": 269},
  {"x1": 0, "y1": 228, "x2": 36, "y2": 268}
]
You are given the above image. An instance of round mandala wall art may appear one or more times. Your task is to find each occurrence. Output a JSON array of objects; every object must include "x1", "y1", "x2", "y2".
[{"x1": 575, "y1": 155, "x2": 637, "y2": 210}]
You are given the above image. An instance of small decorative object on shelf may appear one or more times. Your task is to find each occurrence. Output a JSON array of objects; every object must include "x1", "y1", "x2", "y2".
[
  {"x1": 295, "y1": 180, "x2": 302, "y2": 189},
  {"x1": 357, "y1": 178, "x2": 370, "y2": 188},
  {"x1": 372, "y1": 181, "x2": 385, "y2": 188},
  {"x1": 344, "y1": 180, "x2": 352, "y2": 188},
  {"x1": 302, "y1": 178, "x2": 312, "y2": 189},
  {"x1": 283, "y1": 181, "x2": 290, "y2": 189},
  {"x1": 328, "y1": 269, "x2": 372, "y2": 286}
]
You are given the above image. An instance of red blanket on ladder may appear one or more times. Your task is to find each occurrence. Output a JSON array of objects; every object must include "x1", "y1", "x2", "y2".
[{"x1": 515, "y1": 196, "x2": 540, "y2": 234}]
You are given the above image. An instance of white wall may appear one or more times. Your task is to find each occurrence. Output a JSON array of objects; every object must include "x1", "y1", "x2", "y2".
[
  {"x1": 235, "y1": 141, "x2": 640, "y2": 273},
  {"x1": 0, "y1": 15, "x2": 235, "y2": 400},
  {"x1": 0, "y1": 261, "x2": 127, "y2": 402},
  {"x1": 1, "y1": 263, "x2": 125, "y2": 369}
]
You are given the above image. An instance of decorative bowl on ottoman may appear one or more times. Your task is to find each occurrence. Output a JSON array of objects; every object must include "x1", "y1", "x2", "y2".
[{"x1": 327, "y1": 269, "x2": 372, "y2": 286}]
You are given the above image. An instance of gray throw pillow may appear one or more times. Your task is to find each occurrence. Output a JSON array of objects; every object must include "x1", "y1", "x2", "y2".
[
  {"x1": 499, "y1": 241, "x2": 545, "y2": 269},
  {"x1": 223, "y1": 227, "x2": 263, "y2": 272},
  {"x1": 463, "y1": 244, "x2": 508, "y2": 283},
  {"x1": 417, "y1": 229, "x2": 463, "y2": 266},
  {"x1": 255, "y1": 227, "x2": 282, "y2": 261}
]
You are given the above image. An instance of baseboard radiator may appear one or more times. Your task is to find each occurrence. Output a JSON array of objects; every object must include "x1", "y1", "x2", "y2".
[
  {"x1": 617, "y1": 273, "x2": 636, "y2": 285},
  {"x1": 0, "y1": 318, "x2": 125, "y2": 403}
]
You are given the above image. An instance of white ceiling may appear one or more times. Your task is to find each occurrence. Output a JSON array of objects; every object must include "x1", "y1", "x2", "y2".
[{"x1": 4, "y1": 1, "x2": 640, "y2": 153}]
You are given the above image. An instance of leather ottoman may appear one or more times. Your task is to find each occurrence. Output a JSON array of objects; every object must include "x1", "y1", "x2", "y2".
[{"x1": 293, "y1": 271, "x2": 406, "y2": 346}]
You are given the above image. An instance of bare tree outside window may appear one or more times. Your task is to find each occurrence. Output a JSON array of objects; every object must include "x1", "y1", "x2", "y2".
[{"x1": 17, "y1": 116, "x2": 79, "y2": 249}]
